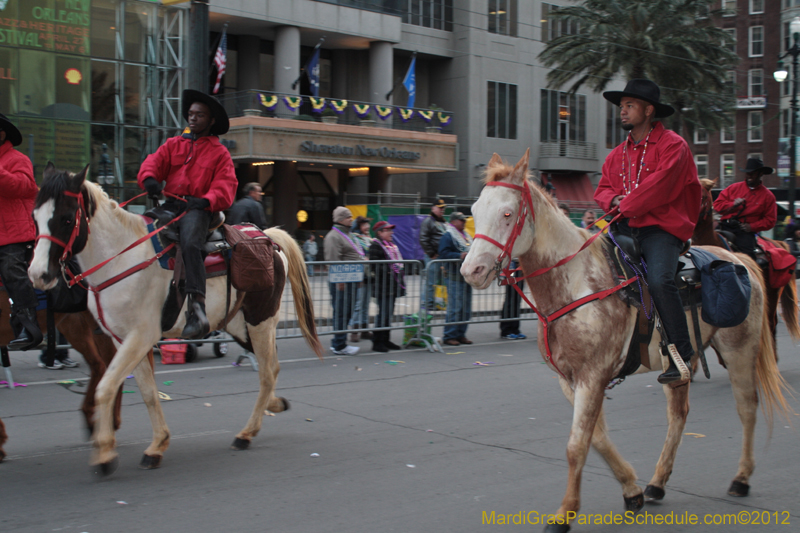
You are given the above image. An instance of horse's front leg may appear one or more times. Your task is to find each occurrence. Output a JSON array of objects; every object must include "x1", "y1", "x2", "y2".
[
  {"x1": 643, "y1": 381, "x2": 690, "y2": 501},
  {"x1": 91, "y1": 330, "x2": 157, "y2": 475},
  {"x1": 231, "y1": 315, "x2": 286, "y2": 450},
  {"x1": 547, "y1": 381, "x2": 607, "y2": 533},
  {"x1": 134, "y1": 349, "x2": 169, "y2": 469}
]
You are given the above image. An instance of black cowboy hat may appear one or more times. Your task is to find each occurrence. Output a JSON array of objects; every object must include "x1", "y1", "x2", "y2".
[
  {"x1": 0, "y1": 113, "x2": 22, "y2": 146},
  {"x1": 740, "y1": 157, "x2": 773, "y2": 175},
  {"x1": 181, "y1": 89, "x2": 229, "y2": 136},
  {"x1": 603, "y1": 79, "x2": 675, "y2": 119}
]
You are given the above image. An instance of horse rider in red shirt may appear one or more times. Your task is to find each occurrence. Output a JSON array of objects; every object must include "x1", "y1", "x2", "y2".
[
  {"x1": 713, "y1": 158, "x2": 777, "y2": 257},
  {"x1": 0, "y1": 114, "x2": 43, "y2": 350},
  {"x1": 137, "y1": 90, "x2": 237, "y2": 339},
  {"x1": 595, "y1": 79, "x2": 702, "y2": 386}
]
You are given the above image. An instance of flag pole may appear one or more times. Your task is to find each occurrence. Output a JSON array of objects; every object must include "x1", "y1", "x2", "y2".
[
  {"x1": 291, "y1": 36, "x2": 326, "y2": 90},
  {"x1": 386, "y1": 51, "x2": 417, "y2": 101},
  {"x1": 210, "y1": 22, "x2": 229, "y2": 70}
]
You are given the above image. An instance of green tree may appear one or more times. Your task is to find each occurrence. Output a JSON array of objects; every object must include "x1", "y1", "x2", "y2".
[{"x1": 538, "y1": 0, "x2": 739, "y2": 137}]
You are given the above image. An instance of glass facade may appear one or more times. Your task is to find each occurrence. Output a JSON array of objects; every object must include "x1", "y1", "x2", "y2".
[{"x1": 0, "y1": 0, "x2": 184, "y2": 200}]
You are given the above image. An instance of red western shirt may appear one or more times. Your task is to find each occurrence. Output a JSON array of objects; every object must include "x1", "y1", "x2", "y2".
[
  {"x1": 713, "y1": 181, "x2": 776, "y2": 233},
  {"x1": 0, "y1": 140, "x2": 37, "y2": 246},
  {"x1": 595, "y1": 121, "x2": 701, "y2": 242},
  {"x1": 137, "y1": 135, "x2": 237, "y2": 212}
]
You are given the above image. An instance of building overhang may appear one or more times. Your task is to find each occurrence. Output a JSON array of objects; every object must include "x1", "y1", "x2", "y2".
[
  {"x1": 538, "y1": 157, "x2": 599, "y2": 173},
  {"x1": 223, "y1": 116, "x2": 459, "y2": 172}
]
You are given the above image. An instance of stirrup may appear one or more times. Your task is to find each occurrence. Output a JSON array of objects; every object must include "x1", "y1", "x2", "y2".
[{"x1": 658, "y1": 344, "x2": 691, "y2": 387}]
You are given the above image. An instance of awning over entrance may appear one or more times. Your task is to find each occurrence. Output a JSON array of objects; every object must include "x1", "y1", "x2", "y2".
[
  {"x1": 546, "y1": 173, "x2": 596, "y2": 208},
  {"x1": 222, "y1": 116, "x2": 459, "y2": 172}
]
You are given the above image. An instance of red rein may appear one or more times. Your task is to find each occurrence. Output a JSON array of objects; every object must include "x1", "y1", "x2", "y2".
[{"x1": 473, "y1": 181, "x2": 633, "y2": 379}]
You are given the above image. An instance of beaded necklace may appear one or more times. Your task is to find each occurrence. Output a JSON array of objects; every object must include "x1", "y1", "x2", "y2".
[
  {"x1": 376, "y1": 238, "x2": 405, "y2": 288},
  {"x1": 333, "y1": 226, "x2": 365, "y2": 257},
  {"x1": 621, "y1": 127, "x2": 654, "y2": 195}
]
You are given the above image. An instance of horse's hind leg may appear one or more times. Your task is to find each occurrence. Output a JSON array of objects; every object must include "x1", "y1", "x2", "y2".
[
  {"x1": 643, "y1": 381, "x2": 690, "y2": 501},
  {"x1": 232, "y1": 316, "x2": 285, "y2": 451},
  {"x1": 721, "y1": 349, "x2": 758, "y2": 496},
  {"x1": 559, "y1": 379, "x2": 642, "y2": 509},
  {"x1": 548, "y1": 381, "x2": 607, "y2": 533},
  {"x1": 134, "y1": 350, "x2": 170, "y2": 469},
  {"x1": 0, "y1": 417, "x2": 7, "y2": 463}
]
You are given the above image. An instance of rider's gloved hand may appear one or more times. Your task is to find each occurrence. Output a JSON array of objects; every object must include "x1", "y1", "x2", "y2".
[
  {"x1": 143, "y1": 177, "x2": 163, "y2": 199},
  {"x1": 186, "y1": 196, "x2": 210, "y2": 211}
]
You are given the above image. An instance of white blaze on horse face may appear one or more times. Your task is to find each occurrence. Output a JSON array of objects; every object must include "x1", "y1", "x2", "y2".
[
  {"x1": 462, "y1": 190, "x2": 519, "y2": 289},
  {"x1": 29, "y1": 199, "x2": 58, "y2": 290}
]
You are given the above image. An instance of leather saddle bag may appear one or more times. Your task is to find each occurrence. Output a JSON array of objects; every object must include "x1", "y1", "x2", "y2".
[{"x1": 224, "y1": 225, "x2": 275, "y2": 292}]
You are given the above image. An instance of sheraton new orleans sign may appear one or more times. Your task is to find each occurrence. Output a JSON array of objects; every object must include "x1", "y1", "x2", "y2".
[{"x1": 300, "y1": 140, "x2": 420, "y2": 160}]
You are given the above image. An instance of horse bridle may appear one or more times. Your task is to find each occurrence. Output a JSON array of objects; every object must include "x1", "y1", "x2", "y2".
[{"x1": 34, "y1": 190, "x2": 90, "y2": 282}]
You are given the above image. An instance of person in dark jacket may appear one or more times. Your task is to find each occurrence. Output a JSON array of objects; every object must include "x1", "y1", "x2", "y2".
[
  {"x1": 369, "y1": 221, "x2": 404, "y2": 352},
  {"x1": 227, "y1": 182, "x2": 267, "y2": 228},
  {"x1": 137, "y1": 90, "x2": 237, "y2": 339},
  {"x1": 438, "y1": 212, "x2": 473, "y2": 346},
  {"x1": 419, "y1": 199, "x2": 447, "y2": 310},
  {"x1": 0, "y1": 113, "x2": 43, "y2": 350}
]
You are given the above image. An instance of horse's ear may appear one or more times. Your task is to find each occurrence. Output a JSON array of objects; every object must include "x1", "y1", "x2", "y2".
[
  {"x1": 43, "y1": 161, "x2": 58, "y2": 181},
  {"x1": 487, "y1": 153, "x2": 503, "y2": 168},
  {"x1": 67, "y1": 164, "x2": 90, "y2": 191},
  {"x1": 509, "y1": 148, "x2": 530, "y2": 185}
]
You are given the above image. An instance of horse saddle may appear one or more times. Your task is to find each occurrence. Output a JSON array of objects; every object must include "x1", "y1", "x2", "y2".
[
  {"x1": 717, "y1": 228, "x2": 769, "y2": 268},
  {"x1": 144, "y1": 205, "x2": 231, "y2": 257}
]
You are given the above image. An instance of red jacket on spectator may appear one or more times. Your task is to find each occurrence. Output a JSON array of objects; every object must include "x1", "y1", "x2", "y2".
[
  {"x1": 713, "y1": 181, "x2": 777, "y2": 233},
  {"x1": 595, "y1": 121, "x2": 701, "y2": 242},
  {"x1": 137, "y1": 135, "x2": 237, "y2": 212},
  {"x1": 0, "y1": 139, "x2": 37, "y2": 247}
]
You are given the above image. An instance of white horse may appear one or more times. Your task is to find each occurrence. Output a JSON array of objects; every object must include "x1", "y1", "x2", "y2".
[
  {"x1": 461, "y1": 151, "x2": 792, "y2": 533},
  {"x1": 29, "y1": 163, "x2": 322, "y2": 475}
]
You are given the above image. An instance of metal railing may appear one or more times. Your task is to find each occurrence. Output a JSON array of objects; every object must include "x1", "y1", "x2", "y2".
[{"x1": 540, "y1": 140, "x2": 597, "y2": 160}]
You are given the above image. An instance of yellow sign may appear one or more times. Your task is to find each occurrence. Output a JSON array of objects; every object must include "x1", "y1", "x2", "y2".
[
  {"x1": 297, "y1": 210, "x2": 309, "y2": 223},
  {"x1": 161, "y1": 0, "x2": 191, "y2": 5}
]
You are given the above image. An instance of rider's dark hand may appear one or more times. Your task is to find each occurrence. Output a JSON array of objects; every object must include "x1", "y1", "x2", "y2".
[
  {"x1": 143, "y1": 177, "x2": 163, "y2": 199},
  {"x1": 185, "y1": 196, "x2": 210, "y2": 211}
]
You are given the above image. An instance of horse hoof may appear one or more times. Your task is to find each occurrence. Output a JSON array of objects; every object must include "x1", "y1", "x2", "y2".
[
  {"x1": 93, "y1": 457, "x2": 119, "y2": 477},
  {"x1": 728, "y1": 480, "x2": 750, "y2": 497},
  {"x1": 139, "y1": 454, "x2": 162, "y2": 470},
  {"x1": 624, "y1": 492, "x2": 645, "y2": 513},
  {"x1": 281, "y1": 397, "x2": 291, "y2": 411},
  {"x1": 543, "y1": 522, "x2": 570, "y2": 533},
  {"x1": 644, "y1": 484, "x2": 665, "y2": 501},
  {"x1": 231, "y1": 437, "x2": 250, "y2": 450}
]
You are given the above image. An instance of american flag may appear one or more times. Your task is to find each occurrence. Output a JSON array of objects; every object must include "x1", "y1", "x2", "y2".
[{"x1": 212, "y1": 29, "x2": 227, "y2": 94}]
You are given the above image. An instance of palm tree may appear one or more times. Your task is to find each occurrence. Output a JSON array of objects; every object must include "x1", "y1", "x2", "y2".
[{"x1": 538, "y1": 0, "x2": 739, "y2": 136}]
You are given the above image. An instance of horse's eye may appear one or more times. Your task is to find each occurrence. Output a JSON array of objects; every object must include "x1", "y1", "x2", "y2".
[
  {"x1": 62, "y1": 216, "x2": 73, "y2": 226},
  {"x1": 504, "y1": 212, "x2": 512, "y2": 218}
]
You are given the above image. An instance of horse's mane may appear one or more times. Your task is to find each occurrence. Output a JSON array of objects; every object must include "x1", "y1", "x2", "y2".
[
  {"x1": 83, "y1": 181, "x2": 148, "y2": 238},
  {"x1": 481, "y1": 159, "x2": 556, "y2": 209},
  {"x1": 699, "y1": 178, "x2": 717, "y2": 192}
]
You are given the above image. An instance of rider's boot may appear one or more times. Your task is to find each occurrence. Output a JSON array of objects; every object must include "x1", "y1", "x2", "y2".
[
  {"x1": 657, "y1": 344, "x2": 693, "y2": 386},
  {"x1": 182, "y1": 294, "x2": 210, "y2": 340},
  {"x1": 8, "y1": 308, "x2": 44, "y2": 351}
]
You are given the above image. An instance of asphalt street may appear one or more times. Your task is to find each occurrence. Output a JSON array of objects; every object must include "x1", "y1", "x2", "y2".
[{"x1": 1, "y1": 319, "x2": 799, "y2": 533}]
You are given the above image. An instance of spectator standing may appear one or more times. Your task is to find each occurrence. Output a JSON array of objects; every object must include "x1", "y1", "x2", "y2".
[
  {"x1": 324, "y1": 207, "x2": 365, "y2": 355},
  {"x1": 582, "y1": 209, "x2": 600, "y2": 234},
  {"x1": 0, "y1": 113, "x2": 43, "y2": 350},
  {"x1": 438, "y1": 212, "x2": 473, "y2": 346},
  {"x1": 302, "y1": 234, "x2": 318, "y2": 277},
  {"x1": 419, "y1": 199, "x2": 448, "y2": 311},
  {"x1": 368, "y1": 221, "x2": 405, "y2": 352},
  {"x1": 558, "y1": 203, "x2": 571, "y2": 219},
  {"x1": 348, "y1": 216, "x2": 374, "y2": 342},
  {"x1": 499, "y1": 260, "x2": 527, "y2": 340},
  {"x1": 227, "y1": 182, "x2": 267, "y2": 229}
]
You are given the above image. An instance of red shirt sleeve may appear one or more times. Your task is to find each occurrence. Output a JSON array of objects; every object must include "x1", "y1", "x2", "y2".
[
  {"x1": 749, "y1": 189, "x2": 777, "y2": 232},
  {"x1": 713, "y1": 184, "x2": 737, "y2": 214},
  {"x1": 200, "y1": 148, "x2": 237, "y2": 212},
  {"x1": 0, "y1": 151, "x2": 37, "y2": 200},
  {"x1": 137, "y1": 140, "x2": 172, "y2": 189},
  {"x1": 594, "y1": 152, "x2": 622, "y2": 212}
]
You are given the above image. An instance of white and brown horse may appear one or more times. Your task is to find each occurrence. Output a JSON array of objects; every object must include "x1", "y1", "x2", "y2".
[
  {"x1": 461, "y1": 151, "x2": 792, "y2": 532},
  {"x1": 28, "y1": 164, "x2": 323, "y2": 475}
]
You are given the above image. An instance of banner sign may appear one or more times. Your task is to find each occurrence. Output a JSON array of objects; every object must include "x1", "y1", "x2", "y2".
[{"x1": 0, "y1": 0, "x2": 90, "y2": 55}]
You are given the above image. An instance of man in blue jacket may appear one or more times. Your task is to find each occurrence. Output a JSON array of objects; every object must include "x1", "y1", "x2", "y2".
[{"x1": 438, "y1": 212, "x2": 473, "y2": 346}]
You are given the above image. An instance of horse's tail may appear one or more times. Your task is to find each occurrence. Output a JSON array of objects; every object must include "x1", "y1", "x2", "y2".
[
  {"x1": 744, "y1": 256, "x2": 796, "y2": 432},
  {"x1": 779, "y1": 276, "x2": 800, "y2": 341},
  {"x1": 264, "y1": 228, "x2": 324, "y2": 359}
]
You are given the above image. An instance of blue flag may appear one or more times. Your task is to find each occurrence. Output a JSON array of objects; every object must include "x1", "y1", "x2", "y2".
[
  {"x1": 402, "y1": 57, "x2": 416, "y2": 108},
  {"x1": 307, "y1": 47, "x2": 320, "y2": 97}
]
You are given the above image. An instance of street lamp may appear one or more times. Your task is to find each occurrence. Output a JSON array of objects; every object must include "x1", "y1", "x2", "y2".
[{"x1": 775, "y1": 16, "x2": 800, "y2": 220}]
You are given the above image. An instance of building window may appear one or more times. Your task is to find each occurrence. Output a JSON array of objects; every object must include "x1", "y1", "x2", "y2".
[
  {"x1": 748, "y1": 153, "x2": 762, "y2": 162},
  {"x1": 488, "y1": 81, "x2": 517, "y2": 139},
  {"x1": 721, "y1": 118, "x2": 735, "y2": 144},
  {"x1": 725, "y1": 70, "x2": 737, "y2": 96},
  {"x1": 723, "y1": 28, "x2": 736, "y2": 53},
  {"x1": 721, "y1": 154, "x2": 736, "y2": 187},
  {"x1": 541, "y1": 89, "x2": 586, "y2": 143},
  {"x1": 722, "y1": 0, "x2": 736, "y2": 15},
  {"x1": 541, "y1": 3, "x2": 579, "y2": 42},
  {"x1": 488, "y1": 0, "x2": 517, "y2": 37},
  {"x1": 748, "y1": 111, "x2": 763, "y2": 142},
  {"x1": 749, "y1": 26, "x2": 763, "y2": 57},
  {"x1": 402, "y1": 1, "x2": 454, "y2": 31},
  {"x1": 696, "y1": 155, "x2": 708, "y2": 179},
  {"x1": 748, "y1": 69, "x2": 763, "y2": 97},
  {"x1": 694, "y1": 129, "x2": 708, "y2": 144},
  {"x1": 750, "y1": 0, "x2": 764, "y2": 14},
  {"x1": 606, "y1": 101, "x2": 625, "y2": 149}
]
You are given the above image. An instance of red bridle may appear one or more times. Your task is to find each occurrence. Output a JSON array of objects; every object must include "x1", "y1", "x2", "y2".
[
  {"x1": 35, "y1": 190, "x2": 89, "y2": 266},
  {"x1": 472, "y1": 180, "x2": 633, "y2": 380}
]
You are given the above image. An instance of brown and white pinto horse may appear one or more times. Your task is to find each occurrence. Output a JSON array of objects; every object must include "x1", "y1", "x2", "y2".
[
  {"x1": 461, "y1": 151, "x2": 792, "y2": 533},
  {"x1": 27, "y1": 164, "x2": 323, "y2": 476},
  {"x1": 693, "y1": 178, "x2": 800, "y2": 349}
]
